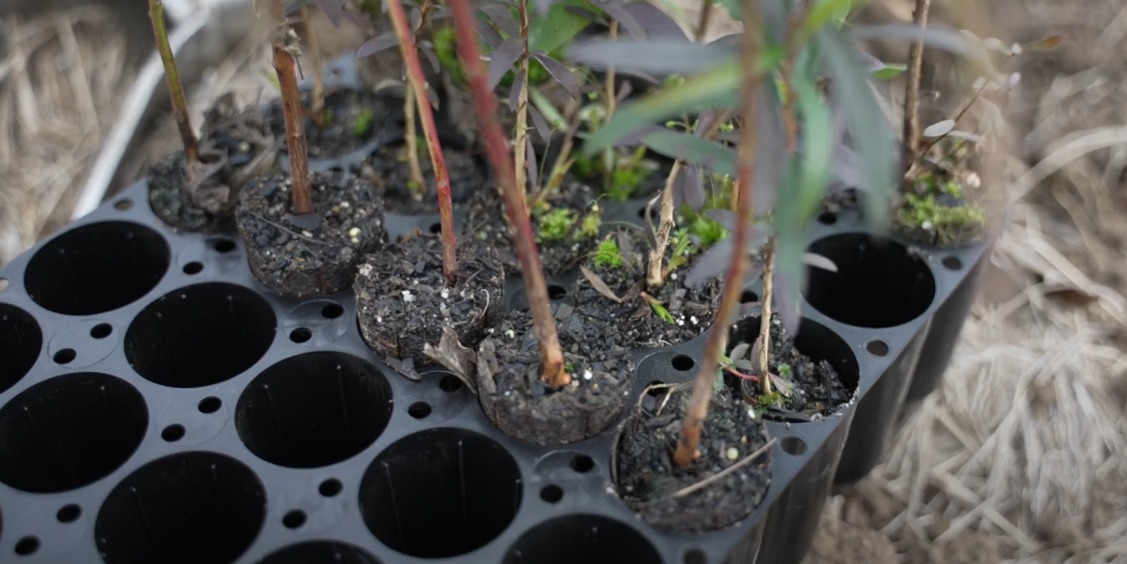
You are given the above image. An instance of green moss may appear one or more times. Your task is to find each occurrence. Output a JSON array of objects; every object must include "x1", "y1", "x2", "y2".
[
  {"x1": 897, "y1": 174, "x2": 986, "y2": 246},
  {"x1": 537, "y1": 208, "x2": 576, "y2": 243},
  {"x1": 573, "y1": 146, "x2": 652, "y2": 201},
  {"x1": 432, "y1": 27, "x2": 466, "y2": 84},
  {"x1": 578, "y1": 211, "x2": 601, "y2": 239},
  {"x1": 352, "y1": 109, "x2": 375, "y2": 138},
  {"x1": 593, "y1": 238, "x2": 624, "y2": 269}
]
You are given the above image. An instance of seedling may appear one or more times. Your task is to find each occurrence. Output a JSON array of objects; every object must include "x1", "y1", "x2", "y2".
[
  {"x1": 271, "y1": 0, "x2": 314, "y2": 214},
  {"x1": 386, "y1": 0, "x2": 458, "y2": 283},
  {"x1": 148, "y1": 0, "x2": 198, "y2": 163},
  {"x1": 448, "y1": 0, "x2": 570, "y2": 388}
]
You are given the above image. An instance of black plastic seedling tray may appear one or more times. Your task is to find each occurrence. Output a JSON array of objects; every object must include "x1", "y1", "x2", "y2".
[{"x1": 0, "y1": 168, "x2": 991, "y2": 563}]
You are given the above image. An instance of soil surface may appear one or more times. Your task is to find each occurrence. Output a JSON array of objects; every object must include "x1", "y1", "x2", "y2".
[
  {"x1": 356, "y1": 142, "x2": 487, "y2": 215},
  {"x1": 236, "y1": 169, "x2": 386, "y2": 297},
  {"x1": 572, "y1": 228, "x2": 721, "y2": 348},
  {"x1": 726, "y1": 314, "x2": 852, "y2": 421},
  {"x1": 266, "y1": 87, "x2": 403, "y2": 162},
  {"x1": 148, "y1": 96, "x2": 278, "y2": 234},
  {"x1": 614, "y1": 384, "x2": 772, "y2": 533},
  {"x1": 474, "y1": 308, "x2": 634, "y2": 446},
  {"x1": 354, "y1": 233, "x2": 505, "y2": 371},
  {"x1": 462, "y1": 175, "x2": 601, "y2": 276}
]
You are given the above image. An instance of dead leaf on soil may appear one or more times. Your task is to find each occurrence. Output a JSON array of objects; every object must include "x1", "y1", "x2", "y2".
[
  {"x1": 423, "y1": 327, "x2": 479, "y2": 394},
  {"x1": 580, "y1": 265, "x2": 623, "y2": 303}
]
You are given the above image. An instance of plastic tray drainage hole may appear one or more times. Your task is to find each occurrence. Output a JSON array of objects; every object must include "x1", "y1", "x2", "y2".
[
  {"x1": 360, "y1": 428, "x2": 522, "y2": 558},
  {"x1": 53, "y1": 348, "x2": 76, "y2": 365},
  {"x1": 548, "y1": 285, "x2": 567, "y2": 300},
  {"x1": 0, "y1": 304, "x2": 43, "y2": 394},
  {"x1": 125, "y1": 283, "x2": 276, "y2": 388},
  {"x1": 540, "y1": 485, "x2": 563, "y2": 503},
  {"x1": 282, "y1": 510, "x2": 307, "y2": 529},
  {"x1": 95, "y1": 452, "x2": 266, "y2": 564},
  {"x1": 782, "y1": 435, "x2": 807, "y2": 456},
  {"x1": 671, "y1": 355, "x2": 695, "y2": 371},
  {"x1": 198, "y1": 396, "x2": 222, "y2": 414},
  {"x1": 942, "y1": 255, "x2": 963, "y2": 270},
  {"x1": 408, "y1": 402, "x2": 431, "y2": 419},
  {"x1": 644, "y1": 381, "x2": 667, "y2": 397},
  {"x1": 161, "y1": 424, "x2": 185, "y2": 442},
  {"x1": 804, "y1": 234, "x2": 936, "y2": 328},
  {"x1": 818, "y1": 211, "x2": 837, "y2": 225},
  {"x1": 90, "y1": 323, "x2": 113, "y2": 339},
  {"x1": 258, "y1": 541, "x2": 381, "y2": 563},
  {"x1": 0, "y1": 373, "x2": 147, "y2": 493},
  {"x1": 57, "y1": 504, "x2": 82, "y2": 523},
  {"x1": 429, "y1": 222, "x2": 442, "y2": 234},
  {"x1": 438, "y1": 374, "x2": 463, "y2": 392},
  {"x1": 319, "y1": 478, "x2": 342, "y2": 497},
  {"x1": 569, "y1": 455, "x2": 594, "y2": 473},
  {"x1": 182, "y1": 262, "x2": 204, "y2": 275},
  {"x1": 14, "y1": 536, "x2": 38, "y2": 556},
  {"x1": 289, "y1": 328, "x2": 313, "y2": 343},
  {"x1": 113, "y1": 199, "x2": 133, "y2": 211},
  {"x1": 24, "y1": 221, "x2": 170, "y2": 315},
  {"x1": 212, "y1": 239, "x2": 237, "y2": 253},
  {"x1": 0, "y1": 277, "x2": 8, "y2": 292},
  {"x1": 866, "y1": 340, "x2": 890, "y2": 357},
  {"x1": 501, "y1": 515, "x2": 662, "y2": 564},
  {"x1": 740, "y1": 290, "x2": 759, "y2": 304},
  {"x1": 321, "y1": 303, "x2": 345, "y2": 319},
  {"x1": 237, "y1": 352, "x2": 393, "y2": 469}
]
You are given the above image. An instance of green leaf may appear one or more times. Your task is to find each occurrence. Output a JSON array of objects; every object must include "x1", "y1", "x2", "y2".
[
  {"x1": 791, "y1": 57, "x2": 834, "y2": 222},
  {"x1": 639, "y1": 131, "x2": 738, "y2": 177},
  {"x1": 817, "y1": 26, "x2": 894, "y2": 233},
  {"x1": 529, "y1": 0, "x2": 598, "y2": 54},
  {"x1": 802, "y1": 0, "x2": 853, "y2": 35},
  {"x1": 580, "y1": 45, "x2": 786, "y2": 155},
  {"x1": 870, "y1": 63, "x2": 907, "y2": 79}
]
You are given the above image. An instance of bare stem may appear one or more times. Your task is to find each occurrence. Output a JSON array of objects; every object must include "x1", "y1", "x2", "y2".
[
  {"x1": 449, "y1": 0, "x2": 570, "y2": 388},
  {"x1": 272, "y1": 0, "x2": 313, "y2": 214},
  {"x1": 645, "y1": 159, "x2": 682, "y2": 289},
  {"x1": 403, "y1": 90, "x2": 427, "y2": 189},
  {"x1": 303, "y1": 7, "x2": 326, "y2": 121},
  {"x1": 513, "y1": 0, "x2": 532, "y2": 196},
  {"x1": 902, "y1": 0, "x2": 931, "y2": 164},
  {"x1": 388, "y1": 0, "x2": 457, "y2": 283},
  {"x1": 757, "y1": 241, "x2": 774, "y2": 395},
  {"x1": 148, "y1": 0, "x2": 199, "y2": 162},
  {"x1": 674, "y1": 0, "x2": 764, "y2": 468}
]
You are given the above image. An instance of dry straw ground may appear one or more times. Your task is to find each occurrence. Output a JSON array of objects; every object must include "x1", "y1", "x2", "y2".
[{"x1": 1, "y1": 1, "x2": 1125, "y2": 562}]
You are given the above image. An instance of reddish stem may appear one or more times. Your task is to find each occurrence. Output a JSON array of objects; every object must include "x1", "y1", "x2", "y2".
[
  {"x1": 387, "y1": 0, "x2": 457, "y2": 284},
  {"x1": 271, "y1": 1, "x2": 313, "y2": 215},
  {"x1": 447, "y1": 0, "x2": 570, "y2": 388}
]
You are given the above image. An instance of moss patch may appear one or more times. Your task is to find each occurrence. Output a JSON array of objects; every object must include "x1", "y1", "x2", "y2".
[{"x1": 895, "y1": 173, "x2": 986, "y2": 247}]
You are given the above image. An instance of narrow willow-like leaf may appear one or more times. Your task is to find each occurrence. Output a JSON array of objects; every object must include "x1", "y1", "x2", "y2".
[
  {"x1": 640, "y1": 131, "x2": 738, "y2": 177},
  {"x1": 580, "y1": 59, "x2": 753, "y2": 155},
  {"x1": 531, "y1": 53, "x2": 584, "y2": 98},
  {"x1": 480, "y1": 4, "x2": 520, "y2": 38},
  {"x1": 358, "y1": 32, "x2": 398, "y2": 58},
  {"x1": 595, "y1": 0, "x2": 646, "y2": 39},
  {"x1": 850, "y1": 24, "x2": 974, "y2": 56},
  {"x1": 488, "y1": 38, "x2": 525, "y2": 90},
  {"x1": 802, "y1": 0, "x2": 853, "y2": 36},
  {"x1": 529, "y1": 0, "x2": 597, "y2": 54},
  {"x1": 567, "y1": 39, "x2": 732, "y2": 76},
  {"x1": 818, "y1": 26, "x2": 894, "y2": 233},
  {"x1": 771, "y1": 246, "x2": 802, "y2": 338},
  {"x1": 621, "y1": 1, "x2": 689, "y2": 40},
  {"x1": 922, "y1": 119, "x2": 956, "y2": 138},
  {"x1": 791, "y1": 54, "x2": 834, "y2": 222}
]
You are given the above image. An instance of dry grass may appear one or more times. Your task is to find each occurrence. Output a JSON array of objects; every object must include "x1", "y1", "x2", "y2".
[{"x1": 0, "y1": 7, "x2": 135, "y2": 265}]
